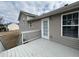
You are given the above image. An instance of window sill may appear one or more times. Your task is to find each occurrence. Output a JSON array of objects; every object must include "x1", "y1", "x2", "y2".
[{"x1": 61, "y1": 36, "x2": 79, "y2": 40}]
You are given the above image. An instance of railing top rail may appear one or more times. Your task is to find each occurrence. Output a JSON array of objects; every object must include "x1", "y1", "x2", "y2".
[{"x1": 21, "y1": 30, "x2": 40, "y2": 34}]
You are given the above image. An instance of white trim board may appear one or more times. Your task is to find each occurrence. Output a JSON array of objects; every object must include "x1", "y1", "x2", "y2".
[{"x1": 21, "y1": 30, "x2": 40, "y2": 33}]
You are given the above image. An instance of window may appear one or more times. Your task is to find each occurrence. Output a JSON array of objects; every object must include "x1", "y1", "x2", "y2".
[
  {"x1": 62, "y1": 12, "x2": 79, "y2": 38},
  {"x1": 29, "y1": 21, "x2": 32, "y2": 28}
]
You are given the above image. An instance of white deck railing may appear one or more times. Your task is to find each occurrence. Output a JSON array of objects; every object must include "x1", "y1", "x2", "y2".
[{"x1": 21, "y1": 30, "x2": 41, "y2": 44}]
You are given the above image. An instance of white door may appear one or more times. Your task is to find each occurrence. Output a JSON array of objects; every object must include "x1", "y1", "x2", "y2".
[{"x1": 41, "y1": 18, "x2": 49, "y2": 39}]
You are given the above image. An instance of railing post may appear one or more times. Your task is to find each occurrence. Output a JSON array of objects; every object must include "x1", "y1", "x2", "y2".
[{"x1": 21, "y1": 33, "x2": 23, "y2": 44}]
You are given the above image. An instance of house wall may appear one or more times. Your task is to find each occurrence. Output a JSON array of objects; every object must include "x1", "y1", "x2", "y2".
[
  {"x1": 19, "y1": 9, "x2": 79, "y2": 49},
  {"x1": 19, "y1": 14, "x2": 41, "y2": 44},
  {"x1": 19, "y1": 14, "x2": 30, "y2": 32},
  {"x1": 30, "y1": 20, "x2": 41, "y2": 30},
  {"x1": 49, "y1": 11, "x2": 79, "y2": 50},
  {"x1": 22, "y1": 10, "x2": 79, "y2": 49},
  {"x1": 19, "y1": 14, "x2": 41, "y2": 32}
]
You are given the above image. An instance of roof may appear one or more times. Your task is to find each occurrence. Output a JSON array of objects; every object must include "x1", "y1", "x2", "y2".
[
  {"x1": 18, "y1": 11, "x2": 38, "y2": 21},
  {"x1": 27, "y1": 1, "x2": 79, "y2": 22},
  {"x1": 20, "y1": 11, "x2": 38, "y2": 17}
]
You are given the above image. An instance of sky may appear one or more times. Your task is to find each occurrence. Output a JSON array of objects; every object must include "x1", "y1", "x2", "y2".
[{"x1": 0, "y1": 1, "x2": 77, "y2": 24}]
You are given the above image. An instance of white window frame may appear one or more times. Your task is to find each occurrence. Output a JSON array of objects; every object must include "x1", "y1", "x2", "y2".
[{"x1": 61, "y1": 11, "x2": 79, "y2": 38}]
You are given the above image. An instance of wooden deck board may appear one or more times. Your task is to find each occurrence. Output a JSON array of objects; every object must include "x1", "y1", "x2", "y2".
[{"x1": 0, "y1": 38, "x2": 79, "y2": 57}]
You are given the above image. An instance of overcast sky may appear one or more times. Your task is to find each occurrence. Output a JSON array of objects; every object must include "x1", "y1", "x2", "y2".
[{"x1": 0, "y1": 1, "x2": 77, "y2": 24}]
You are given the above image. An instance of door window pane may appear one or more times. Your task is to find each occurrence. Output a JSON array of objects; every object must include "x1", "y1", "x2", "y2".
[{"x1": 43, "y1": 21, "x2": 48, "y2": 36}]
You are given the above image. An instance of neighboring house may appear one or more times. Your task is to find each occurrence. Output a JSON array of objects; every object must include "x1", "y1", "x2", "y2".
[
  {"x1": 19, "y1": 1, "x2": 79, "y2": 49},
  {"x1": 0, "y1": 24, "x2": 7, "y2": 32},
  {"x1": 0, "y1": 23, "x2": 19, "y2": 32},
  {"x1": 7, "y1": 23, "x2": 19, "y2": 31},
  {"x1": 0, "y1": 17, "x2": 8, "y2": 32}
]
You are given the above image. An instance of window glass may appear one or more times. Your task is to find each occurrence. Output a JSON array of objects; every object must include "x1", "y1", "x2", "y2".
[
  {"x1": 73, "y1": 13, "x2": 78, "y2": 19},
  {"x1": 43, "y1": 21, "x2": 48, "y2": 36},
  {"x1": 68, "y1": 14, "x2": 72, "y2": 20},
  {"x1": 63, "y1": 12, "x2": 78, "y2": 25},
  {"x1": 62, "y1": 12, "x2": 78, "y2": 38},
  {"x1": 63, "y1": 26, "x2": 78, "y2": 38},
  {"x1": 73, "y1": 13, "x2": 78, "y2": 25}
]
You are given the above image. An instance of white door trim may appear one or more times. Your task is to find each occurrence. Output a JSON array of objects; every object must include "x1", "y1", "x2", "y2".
[{"x1": 41, "y1": 17, "x2": 49, "y2": 39}]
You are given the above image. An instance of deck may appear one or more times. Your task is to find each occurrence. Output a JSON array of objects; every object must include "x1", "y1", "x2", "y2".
[{"x1": 0, "y1": 38, "x2": 79, "y2": 57}]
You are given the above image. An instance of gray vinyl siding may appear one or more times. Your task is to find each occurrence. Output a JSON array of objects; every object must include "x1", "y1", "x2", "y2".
[
  {"x1": 19, "y1": 14, "x2": 41, "y2": 32},
  {"x1": 19, "y1": 14, "x2": 30, "y2": 32},
  {"x1": 49, "y1": 11, "x2": 79, "y2": 50},
  {"x1": 30, "y1": 20, "x2": 41, "y2": 30}
]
